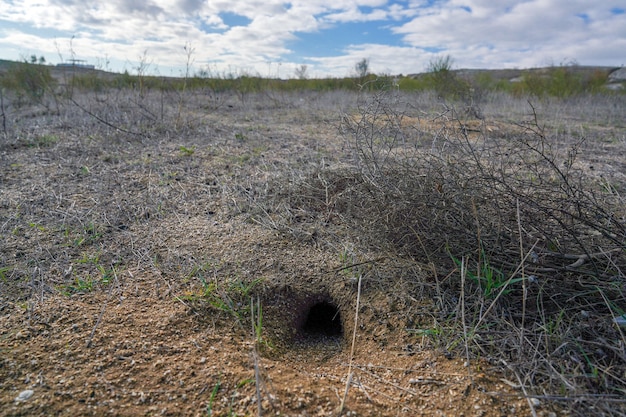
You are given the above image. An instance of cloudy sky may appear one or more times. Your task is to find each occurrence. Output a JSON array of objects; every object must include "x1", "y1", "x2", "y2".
[{"x1": 1, "y1": 0, "x2": 625, "y2": 78}]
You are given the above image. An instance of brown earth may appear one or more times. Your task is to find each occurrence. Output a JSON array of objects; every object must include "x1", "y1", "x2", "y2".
[
  {"x1": 0, "y1": 252, "x2": 529, "y2": 417},
  {"x1": 1, "y1": 90, "x2": 625, "y2": 416}
]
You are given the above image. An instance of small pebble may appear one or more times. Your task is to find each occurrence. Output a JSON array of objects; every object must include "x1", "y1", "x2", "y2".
[{"x1": 15, "y1": 390, "x2": 34, "y2": 402}]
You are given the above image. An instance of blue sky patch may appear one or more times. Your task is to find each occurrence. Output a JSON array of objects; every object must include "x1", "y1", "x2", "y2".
[
  {"x1": 0, "y1": 20, "x2": 68, "y2": 38},
  {"x1": 289, "y1": 21, "x2": 405, "y2": 58},
  {"x1": 219, "y1": 12, "x2": 252, "y2": 28},
  {"x1": 575, "y1": 13, "x2": 591, "y2": 24}
]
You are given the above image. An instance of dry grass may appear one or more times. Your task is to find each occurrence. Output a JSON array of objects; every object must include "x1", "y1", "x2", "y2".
[
  {"x1": 1, "y1": 84, "x2": 625, "y2": 415},
  {"x1": 252, "y1": 88, "x2": 626, "y2": 415}
]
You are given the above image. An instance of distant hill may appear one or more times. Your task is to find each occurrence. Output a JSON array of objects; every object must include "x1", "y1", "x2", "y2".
[
  {"x1": 0, "y1": 59, "x2": 122, "y2": 83},
  {"x1": 408, "y1": 65, "x2": 619, "y2": 82},
  {"x1": 0, "y1": 58, "x2": 622, "y2": 87}
]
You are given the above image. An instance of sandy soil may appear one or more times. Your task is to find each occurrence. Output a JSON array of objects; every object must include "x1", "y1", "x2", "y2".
[{"x1": 1, "y1": 261, "x2": 530, "y2": 417}]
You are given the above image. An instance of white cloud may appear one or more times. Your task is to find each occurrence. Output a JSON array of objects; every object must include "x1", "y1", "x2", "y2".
[
  {"x1": 393, "y1": 0, "x2": 626, "y2": 68},
  {"x1": 0, "y1": 0, "x2": 624, "y2": 77},
  {"x1": 324, "y1": 6, "x2": 389, "y2": 23}
]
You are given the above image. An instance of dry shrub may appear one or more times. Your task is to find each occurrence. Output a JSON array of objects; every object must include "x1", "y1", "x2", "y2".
[{"x1": 260, "y1": 89, "x2": 626, "y2": 414}]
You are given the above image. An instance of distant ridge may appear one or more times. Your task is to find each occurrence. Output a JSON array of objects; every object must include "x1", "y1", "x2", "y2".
[{"x1": 0, "y1": 58, "x2": 623, "y2": 87}]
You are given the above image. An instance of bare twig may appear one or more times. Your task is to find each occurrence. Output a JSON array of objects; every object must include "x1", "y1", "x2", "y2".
[
  {"x1": 0, "y1": 88, "x2": 7, "y2": 138},
  {"x1": 460, "y1": 257, "x2": 472, "y2": 382},
  {"x1": 251, "y1": 297, "x2": 263, "y2": 417},
  {"x1": 501, "y1": 359, "x2": 538, "y2": 417},
  {"x1": 338, "y1": 273, "x2": 362, "y2": 416},
  {"x1": 70, "y1": 97, "x2": 149, "y2": 138},
  {"x1": 332, "y1": 257, "x2": 386, "y2": 274},
  {"x1": 473, "y1": 240, "x2": 539, "y2": 331},
  {"x1": 86, "y1": 267, "x2": 118, "y2": 348},
  {"x1": 517, "y1": 198, "x2": 527, "y2": 355}
]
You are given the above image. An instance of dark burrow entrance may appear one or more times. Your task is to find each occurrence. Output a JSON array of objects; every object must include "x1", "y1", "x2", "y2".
[{"x1": 300, "y1": 301, "x2": 343, "y2": 339}]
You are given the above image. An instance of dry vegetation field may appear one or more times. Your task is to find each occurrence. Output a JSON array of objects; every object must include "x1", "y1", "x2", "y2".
[{"x1": 1, "y1": 81, "x2": 626, "y2": 416}]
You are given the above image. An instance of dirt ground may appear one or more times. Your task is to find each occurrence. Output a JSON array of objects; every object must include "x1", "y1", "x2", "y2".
[
  {"x1": 1, "y1": 90, "x2": 625, "y2": 416},
  {"x1": 0, "y1": 250, "x2": 530, "y2": 417}
]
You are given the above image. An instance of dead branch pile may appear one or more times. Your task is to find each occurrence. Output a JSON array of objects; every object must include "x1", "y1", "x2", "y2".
[{"x1": 256, "y1": 90, "x2": 626, "y2": 414}]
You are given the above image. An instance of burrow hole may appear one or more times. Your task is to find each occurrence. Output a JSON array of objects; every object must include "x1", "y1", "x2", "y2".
[{"x1": 301, "y1": 301, "x2": 343, "y2": 339}]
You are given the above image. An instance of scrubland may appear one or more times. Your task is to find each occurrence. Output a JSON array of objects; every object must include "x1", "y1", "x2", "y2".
[{"x1": 1, "y1": 62, "x2": 625, "y2": 416}]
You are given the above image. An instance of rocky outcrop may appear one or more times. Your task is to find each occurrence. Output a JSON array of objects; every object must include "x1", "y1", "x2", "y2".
[{"x1": 607, "y1": 67, "x2": 626, "y2": 90}]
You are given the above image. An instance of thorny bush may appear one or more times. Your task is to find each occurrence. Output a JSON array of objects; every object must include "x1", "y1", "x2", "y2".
[{"x1": 259, "y1": 88, "x2": 626, "y2": 415}]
